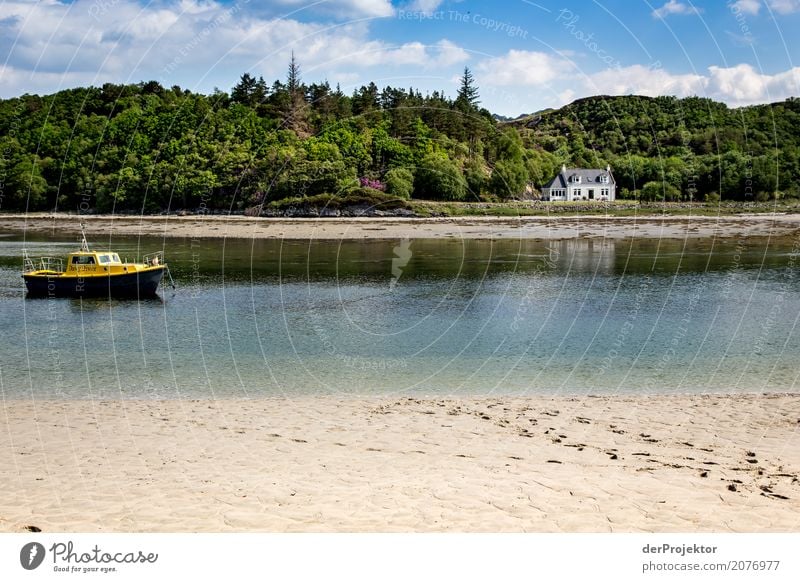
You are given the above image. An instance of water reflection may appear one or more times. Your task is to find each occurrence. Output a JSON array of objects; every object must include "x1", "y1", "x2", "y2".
[{"x1": 1, "y1": 232, "x2": 798, "y2": 398}]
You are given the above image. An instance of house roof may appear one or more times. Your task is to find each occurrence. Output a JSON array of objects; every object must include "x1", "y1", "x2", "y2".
[{"x1": 543, "y1": 167, "x2": 615, "y2": 189}]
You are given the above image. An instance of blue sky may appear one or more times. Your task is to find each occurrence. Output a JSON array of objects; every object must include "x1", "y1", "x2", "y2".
[{"x1": 1, "y1": 0, "x2": 798, "y2": 115}]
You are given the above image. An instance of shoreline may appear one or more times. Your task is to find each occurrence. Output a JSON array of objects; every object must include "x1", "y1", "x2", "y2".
[
  {"x1": 3, "y1": 212, "x2": 800, "y2": 240},
  {"x1": 2, "y1": 393, "x2": 798, "y2": 532}
]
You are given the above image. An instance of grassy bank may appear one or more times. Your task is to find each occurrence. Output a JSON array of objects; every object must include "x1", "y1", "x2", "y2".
[{"x1": 408, "y1": 200, "x2": 800, "y2": 217}]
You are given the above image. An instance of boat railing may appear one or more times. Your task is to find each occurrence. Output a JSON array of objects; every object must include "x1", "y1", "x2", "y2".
[
  {"x1": 143, "y1": 251, "x2": 165, "y2": 267},
  {"x1": 22, "y1": 250, "x2": 35, "y2": 273},
  {"x1": 23, "y1": 254, "x2": 64, "y2": 273},
  {"x1": 38, "y1": 257, "x2": 64, "y2": 272}
]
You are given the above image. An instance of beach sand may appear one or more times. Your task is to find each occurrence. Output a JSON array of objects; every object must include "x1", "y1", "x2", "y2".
[
  {"x1": 1, "y1": 394, "x2": 798, "y2": 532},
  {"x1": 3, "y1": 212, "x2": 800, "y2": 240}
]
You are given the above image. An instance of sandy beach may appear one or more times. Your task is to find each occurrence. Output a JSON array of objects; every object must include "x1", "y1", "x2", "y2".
[
  {"x1": 3, "y1": 212, "x2": 800, "y2": 240},
  {"x1": 1, "y1": 394, "x2": 798, "y2": 532}
]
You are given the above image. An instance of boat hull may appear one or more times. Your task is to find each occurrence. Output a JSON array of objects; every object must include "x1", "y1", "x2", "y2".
[{"x1": 24, "y1": 267, "x2": 165, "y2": 298}]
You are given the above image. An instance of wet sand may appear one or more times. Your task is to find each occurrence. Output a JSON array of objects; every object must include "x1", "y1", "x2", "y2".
[
  {"x1": 3, "y1": 212, "x2": 800, "y2": 240},
  {"x1": 1, "y1": 394, "x2": 798, "y2": 532}
]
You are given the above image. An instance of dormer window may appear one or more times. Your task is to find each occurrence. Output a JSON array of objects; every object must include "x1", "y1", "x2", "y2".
[
  {"x1": 570, "y1": 174, "x2": 581, "y2": 184},
  {"x1": 600, "y1": 174, "x2": 609, "y2": 184}
]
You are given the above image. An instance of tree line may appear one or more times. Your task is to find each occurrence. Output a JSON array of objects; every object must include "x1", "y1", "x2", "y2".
[
  {"x1": 0, "y1": 57, "x2": 797, "y2": 213},
  {"x1": 522, "y1": 94, "x2": 799, "y2": 202}
]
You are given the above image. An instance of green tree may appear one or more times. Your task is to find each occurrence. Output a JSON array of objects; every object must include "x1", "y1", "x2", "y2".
[
  {"x1": 414, "y1": 152, "x2": 467, "y2": 200},
  {"x1": 231, "y1": 73, "x2": 262, "y2": 106},
  {"x1": 490, "y1": 159, "x2": 527, "y2": 199},
  {"x1": 464, "y1": 159, "x2": 486, "y2": 196},
  {"x1": 384, "y1": 167, "x2": 414, "y2": 199},
  {"x1": 455, "y1": 67, "x2": 480, "y2": 112},
  {"x1": 639, "y1": 181, "x2": 680, "y2": 201}
]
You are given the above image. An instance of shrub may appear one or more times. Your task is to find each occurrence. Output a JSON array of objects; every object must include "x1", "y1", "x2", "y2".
[
  {"x1": 639, "y1": 181, "x2": 680, "y2": 202},
  {"x1": 384, "y1": 167, "x2": 414, "y2": 200},
  {"x1": 489, "y1": 159, "x2": 527, "y2": 200},
  {"x1": 359, "y1": 176, "x2": 385, "y2": 191},
  {"x1": 414, "y1": 152, "x2": 467, "y2": 200}
]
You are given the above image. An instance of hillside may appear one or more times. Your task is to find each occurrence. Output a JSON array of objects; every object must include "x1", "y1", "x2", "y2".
[
  {"x1": 514, "y1": 94, "x2": 800, "y2": 201},
  {"x1": 0, "y1": 68, "x2": 797, "y2": 213}
]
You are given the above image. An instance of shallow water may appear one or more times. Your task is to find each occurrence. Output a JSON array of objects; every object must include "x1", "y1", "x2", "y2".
[{"x1": 1, "y1": 232, "x2": 798, "y2": 398}]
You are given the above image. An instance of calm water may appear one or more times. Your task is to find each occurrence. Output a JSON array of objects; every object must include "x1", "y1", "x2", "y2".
[{"x1": 1, "y1": 231, "x2": 799, "y2": 398}]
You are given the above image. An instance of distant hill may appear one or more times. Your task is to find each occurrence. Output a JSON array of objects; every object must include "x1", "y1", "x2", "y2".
[
  {"x1": 514, "y1": 94, "x2": 800, "y2": 201},
  {"x1": 0, "y1": 76, "x2": 797, "y2": 213}
]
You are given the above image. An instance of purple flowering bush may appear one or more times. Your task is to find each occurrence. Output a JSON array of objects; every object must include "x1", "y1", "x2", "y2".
[{"x1": 359, "y1": 177, "x2": 385, "y2": 191}]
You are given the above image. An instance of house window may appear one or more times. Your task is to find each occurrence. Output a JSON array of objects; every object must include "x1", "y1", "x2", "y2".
[{"x1": 573, "y1": 189, "x2": 581, "y2": 197}]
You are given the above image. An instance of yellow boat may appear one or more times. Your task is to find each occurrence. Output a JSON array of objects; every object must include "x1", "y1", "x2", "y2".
[{"x1": 23, "y1": 226, "x2": 171, "y2": 297}]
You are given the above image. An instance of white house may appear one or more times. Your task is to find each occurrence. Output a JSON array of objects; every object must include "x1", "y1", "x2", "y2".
[{"x1": 541, "y1": 165, "x2": 616, "y2": 201}]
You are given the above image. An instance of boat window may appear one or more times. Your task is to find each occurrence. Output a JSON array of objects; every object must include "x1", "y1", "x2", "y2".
[
  {"x1": 98, "y1": 255, "x2": 110, "y2": 264},
  {"x1": 72, "y1": 255, "x2": 95, "y2": 265},
  {"x1": 112, "y1": 254, "x2": 121, "y2": 263}
]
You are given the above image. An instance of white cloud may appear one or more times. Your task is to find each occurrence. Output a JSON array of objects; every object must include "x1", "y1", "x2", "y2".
[
  {"x1": 480, "y1": 61, "x2": 800, "y2": 116},
  {"x1": 586, "y1": 63, "x2": 800, "y2": 107},
  {"x1": 0, "y1": 0, "x2": 463, "y2": 98},
  {"x1": 431, "y1": 39, "x2": 469, "y2": 67},
  {"x1": 587, "y1": 65, "x2": 705, "y2": 97},
  {"x1": 768, "y1": 0, "x2": 800, "y2": 13},
  {"x1": 271, "y1": 0, "x2": 394, "y2": 18},
  {"x1": 347, "y1": 0, "x2": 395, "y2": 17},
  {"x1": 475, "y1": 50, "x2": 572, "y2": 86},
  {"x1": 652, "y1": 0, "x2": 703, "y2": 18},
  {"x1": 731, "y1": 0, "x2": 761, "y2": 14},
  {"x1": 706, "y1": 63, "x2": 800, "y2": 103},
  {"x1": 408, "y1": 0, "x2": 445, "y2": 14}
]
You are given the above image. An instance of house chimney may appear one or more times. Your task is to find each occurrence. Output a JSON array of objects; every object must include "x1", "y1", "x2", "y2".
[
  {"x1": 606, "y1": 164, "x2": 611, "y2": 173},
  {"x1": 561, "y1": 164, "x2": 567, "y2": 174}
]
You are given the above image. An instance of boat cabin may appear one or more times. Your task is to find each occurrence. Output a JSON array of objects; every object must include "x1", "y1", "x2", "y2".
[
  {"x1": 66, "y1": 252, "x2": 122, "y2": 273},
  {"x1": 64, "y1": 251, "x2": 160, "y2": 275}
]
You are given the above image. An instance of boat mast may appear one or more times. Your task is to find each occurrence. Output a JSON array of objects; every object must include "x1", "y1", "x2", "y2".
[{"x1": 79, "y1": 223, "x2": 90, "y2": 252}]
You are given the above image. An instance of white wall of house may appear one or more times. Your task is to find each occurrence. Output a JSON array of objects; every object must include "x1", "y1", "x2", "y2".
[{"x1": 542, "y1": 166, "x2": 616, "y2": 202}]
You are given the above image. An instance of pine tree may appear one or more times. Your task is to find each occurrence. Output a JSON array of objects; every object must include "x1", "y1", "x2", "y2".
[
  {"x1": 284, "y1": 52, "x2": 310, "y2": 136},
  {"x1": 455, "y1": 67, "x2": 480, "y2": 111},
  {"x1": 287, "y1": 51, "x2": 301, "y2": 96},
  {"x1": 454, "y1": 67, "x2": 482, "y2": 156},
  {"x1": 231, "y1": 73, "x2": 257, "y2": 105}
]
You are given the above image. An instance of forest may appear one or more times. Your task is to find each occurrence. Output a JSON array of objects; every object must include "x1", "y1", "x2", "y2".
[{"x1": 1, "y1": 56, "x2": 798, "y2": 213}]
